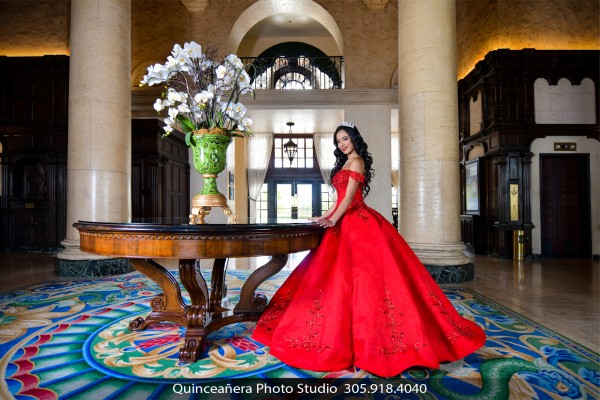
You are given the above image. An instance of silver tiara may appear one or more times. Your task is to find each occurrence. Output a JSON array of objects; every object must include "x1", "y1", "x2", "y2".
[{"x1": 338, "y1": 121, "x2": 355, "y2": 129}]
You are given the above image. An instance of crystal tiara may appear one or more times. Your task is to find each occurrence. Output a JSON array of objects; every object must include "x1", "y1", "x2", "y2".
[{"x1": 338, "y1": 121, "x2": 355, "y2": 129}]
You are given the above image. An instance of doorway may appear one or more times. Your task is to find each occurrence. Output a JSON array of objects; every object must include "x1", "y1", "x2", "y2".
[
  {"x1": 540, "y1": 154, "x2": 592, "y2": 257},
  {"x1": 263, "y1": 180, "x2": 329, "y2": 221}
]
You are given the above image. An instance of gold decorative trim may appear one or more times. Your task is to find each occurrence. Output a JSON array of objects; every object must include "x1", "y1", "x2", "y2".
[{"x1": 79, "y1": 231, "x2": 315, "y2": 241}]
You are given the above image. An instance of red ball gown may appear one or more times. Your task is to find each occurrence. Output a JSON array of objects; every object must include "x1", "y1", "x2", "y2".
[{"x1": 252, "y1": 169, "x2": 486, "y2": 377}]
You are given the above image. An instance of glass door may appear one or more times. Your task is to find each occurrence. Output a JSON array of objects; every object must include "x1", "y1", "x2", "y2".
[
  {"x1": 275, "y1": 182, "x2": 293, "y2": 221},
  {"x1": 274, "y1": 181, "x2": 314, "y2": 222}
]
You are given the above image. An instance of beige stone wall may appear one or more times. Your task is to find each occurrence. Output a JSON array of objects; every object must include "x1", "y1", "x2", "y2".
[
  {"x1": 316, "y1": 0, "x2": 398, "y2": 89},
  {"x1": 131, "y1": 0, "x2": 398, "y2": 89},
  {"x1": 456, "y1": 0, "x2": 600, "y2": 79},
  {"x1": 0, "y1": 0, "x2": 70, "y2": 56},
  {"x1": 2, "y1": 0, "x2": 598, "y2": 86}
]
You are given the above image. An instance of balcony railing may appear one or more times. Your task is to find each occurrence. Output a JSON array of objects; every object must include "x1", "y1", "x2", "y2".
[{"x1": 241, "y1": 56, "x2": 344, "y2": 90}]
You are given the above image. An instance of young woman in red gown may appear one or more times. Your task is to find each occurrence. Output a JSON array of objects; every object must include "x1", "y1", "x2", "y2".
[{"x1": 252, "y1": 122, "x2": 486, "y2": 377}]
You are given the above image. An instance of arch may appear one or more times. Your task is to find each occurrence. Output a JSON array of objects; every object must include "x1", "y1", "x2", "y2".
[
  {"x1": 250, "y1": 42, "x2": 342, "y2": 88},
  {"x1": 467, "y1": 144, "x2": 485, "y2": 160},
  {"x1": 228, "y1": 0, "x2": 344, "y2": 55},
  {"x1": 390, "y1": 67, "x2": 398, "y2": 89}
]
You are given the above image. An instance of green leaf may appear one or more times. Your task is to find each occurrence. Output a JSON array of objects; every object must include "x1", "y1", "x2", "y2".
[
  {"x1": 185, "y1": 131, "x2": 196, "y2": 147},
  {"x1": 176, "y1": 115, "x2": 196, "y2": 133}
]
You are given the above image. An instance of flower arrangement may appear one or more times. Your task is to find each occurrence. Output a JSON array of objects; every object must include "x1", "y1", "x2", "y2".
[{"x1": 140, "y1": 41, "x2": 254, "y2": 146}]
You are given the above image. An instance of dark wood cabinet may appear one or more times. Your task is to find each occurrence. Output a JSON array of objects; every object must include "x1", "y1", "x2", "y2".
[
  {"x1": 458, "y1": 50, "x2": 599, "y2": 258},
  {"x1": 0, "y1": 56, "x2": 69, "y2": 251},
  {"x1": 131, "y1": 119, "x2": 190, "y2": 221},
  {"x1": 0, "y1": 57, "x2": 191, "y2": 251}
]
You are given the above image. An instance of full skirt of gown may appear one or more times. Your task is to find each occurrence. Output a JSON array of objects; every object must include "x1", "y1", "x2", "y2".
[{"x1": 252, "y1": 169, "x2": 486, "y2": 377}]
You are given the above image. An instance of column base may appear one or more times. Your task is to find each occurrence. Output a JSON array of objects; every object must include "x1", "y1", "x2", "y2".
[
  {"x1": 55, "y1": 257, "x2": 133, "y2": 278},
  {"x1": 407, "y1": 242, "x2": 475, "y2": 283},
  {"x1": 423, "y1": 263, "x2": 474, "y2": 284},
  {"x1": 55, "y1": 239, "x2": 133, "y2": 277}
]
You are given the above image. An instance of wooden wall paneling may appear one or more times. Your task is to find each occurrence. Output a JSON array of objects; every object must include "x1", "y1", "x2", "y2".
[{"x1": 458, "y1": 49, "x2": 599, "y2": 258}]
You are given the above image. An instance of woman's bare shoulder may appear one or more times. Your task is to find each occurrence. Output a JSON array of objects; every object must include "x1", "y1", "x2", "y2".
[{"x1": 344, "y1": 157, "x2": 365, "y2": 174}]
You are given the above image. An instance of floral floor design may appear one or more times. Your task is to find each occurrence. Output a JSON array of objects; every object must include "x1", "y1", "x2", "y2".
[{"x1": 0, "y1": 268, "x2": 598, "y2": 400}]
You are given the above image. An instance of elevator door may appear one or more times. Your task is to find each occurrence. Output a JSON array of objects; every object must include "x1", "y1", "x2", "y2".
[{"x1": 540, "y1": 155, "x2": 591, "y2": 258}]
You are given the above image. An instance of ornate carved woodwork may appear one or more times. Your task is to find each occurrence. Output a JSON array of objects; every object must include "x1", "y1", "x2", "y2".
[
  {"x1": 131, "y1": 119, "x2": 190, "y2": 221},
  {"x1": 0, "y1": 57, "x2": 192, "y2": 250},
  {"x1": 459, "y1": 49, "x2": 599, "y2": 258},
  {"x1": 74, "y1": 220, "x2": 323, "y2": 362},
  {"x1": 0, "y1": 56, "x2": 69, "y2": 250}
]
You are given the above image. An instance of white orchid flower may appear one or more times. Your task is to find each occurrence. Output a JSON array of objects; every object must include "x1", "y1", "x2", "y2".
[
  {"x1": 163, "y1": 116, "x2": 175, "y2": 135},
  {"x1": 233, "y1": 102, "x2": 247, "y2": 117},
  {"x1": 165, "y1": 55, "x2": 179, "y2": 69},
  {"x1": 171, "y1": 44, "x2": 183, "y2": 57},
  {"x1": 184, "y1": 41, "x2": 203, "y2": 59},
  {"x1": 141, "y1": 63, "x2": 168, "y2": 85},
  {"x1": 168, "y1": 107, "x2": 179, "y2": 120},
  {"x1": 141, "y1": 41, "x2": 255, "y2": 138},
  {"x1": 238, "y1": 70, "x2": 251, "y2": 86},
  {"x1": 220, "y1": 102, "x2": 236, "y2": 118},
  {"x1": 194, "y1": 90, "x2": 214, "y2": 104},
  {"x1": 242, "y1": 116, "x2": 253, "y2": 129},
  {"x1": 166, "y1": 89, "x2": 183, "y2": 103},
  {"x1": 225, "y1": 54, "x2": 244, "y2": 69},
  {"x1": 216, "y1": 65, "x2": 227, "y2": 79},
  {"x1": 153, "y1": 99, "x2": 164, "y2": 112},
  {"x1": 177, "y1": 103, "x2": 190, "y2": 114}
]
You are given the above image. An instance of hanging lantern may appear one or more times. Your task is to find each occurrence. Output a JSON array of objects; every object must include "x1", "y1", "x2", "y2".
[{"x1": 284, "y1": 122, "x2": 298, "y2": 166}]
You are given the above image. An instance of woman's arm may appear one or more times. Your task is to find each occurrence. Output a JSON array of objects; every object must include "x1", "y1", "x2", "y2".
[
  {"x1": 309, "y1": 202, "x2": 335, "y2": 222},
  {"x1": 317, "y1": 159, "x2": 364, "y2": 228}
]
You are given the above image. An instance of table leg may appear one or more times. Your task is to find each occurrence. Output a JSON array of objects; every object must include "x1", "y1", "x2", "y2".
[
  {"x1": 179, "y1": 259, "x2": 208, "y2": 307},
  {"x1": 209, "y1": 258, "x2": 228, "y2": 312},
  {"x1": 234, "y1": 254, "x2": 288, "y2": 315},
  {"x1": 128, "y1": 259, "x2": 187, "y2": 330}
]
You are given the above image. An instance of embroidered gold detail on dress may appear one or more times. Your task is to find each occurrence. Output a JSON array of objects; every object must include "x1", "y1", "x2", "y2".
[
  {"x1": 284, "y1": 291, "x2": 331, "y2": 353},
  {"x1": 428, "y1": 285, "x2": 475, "y2": 341},
  {"x1": 374, "y1": 288, "x2": 427, "y2": 357},
  {"x1": 257, "y1": 290, "x2": 293, "y2": 332}
]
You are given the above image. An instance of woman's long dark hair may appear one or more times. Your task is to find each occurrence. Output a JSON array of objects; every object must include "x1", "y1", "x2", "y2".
[{"x1": 328, "y1": 124, "x2": 374, "y2": 197}]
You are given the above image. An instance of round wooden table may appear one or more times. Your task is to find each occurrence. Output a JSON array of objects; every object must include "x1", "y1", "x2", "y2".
[{"x1": 74, "y1": 220, "x2": 323, "y2": 362}]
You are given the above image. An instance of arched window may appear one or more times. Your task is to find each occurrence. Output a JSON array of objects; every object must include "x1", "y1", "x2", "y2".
[{"x1": 247, "y1": 42, "x2": 343, "y2": 90}]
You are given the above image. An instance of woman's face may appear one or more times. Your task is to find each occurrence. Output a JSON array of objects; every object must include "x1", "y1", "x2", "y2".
[{"x1": 336, "y1": 129, "x2": 355, "y2": 156}]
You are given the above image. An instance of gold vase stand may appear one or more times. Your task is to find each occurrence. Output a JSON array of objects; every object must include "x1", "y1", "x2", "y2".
[{"x1": 189, "y1": 193, "x2": 237, "y2": 224}]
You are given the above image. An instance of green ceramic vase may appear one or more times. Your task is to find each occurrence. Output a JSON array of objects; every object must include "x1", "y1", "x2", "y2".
[{"x1": 191, "y1": 133, "x2": 232, "y2": 197}]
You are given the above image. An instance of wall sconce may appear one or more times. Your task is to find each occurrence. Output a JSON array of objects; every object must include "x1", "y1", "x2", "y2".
[{"x1": 283, "y1": 122, "x2": 298, "y2": 166}]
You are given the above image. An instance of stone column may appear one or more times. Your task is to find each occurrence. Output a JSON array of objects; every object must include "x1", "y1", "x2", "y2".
[
  {"x1": 56, "y1": 0, "x2": 132, "y2": 276},
  {"x1": 398, "y1": 0, "x2": 473, "y2": 282}
]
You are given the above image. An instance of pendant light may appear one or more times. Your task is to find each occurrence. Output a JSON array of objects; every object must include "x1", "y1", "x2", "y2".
[{"x1": 283, "y1": 122, "x2": 298, "y2": 166}]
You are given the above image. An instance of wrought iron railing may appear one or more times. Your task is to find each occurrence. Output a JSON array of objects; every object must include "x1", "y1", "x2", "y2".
[{"x1": 241, "y1": 56, "x2": 344, "y2": 90}]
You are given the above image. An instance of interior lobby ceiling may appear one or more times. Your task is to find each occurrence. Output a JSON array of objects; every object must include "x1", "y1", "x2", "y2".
[
  {"x1": 245, "y1": 13, "x2": 329, "y2": 38},
  {"x1": 249, "y1": 109, "x2": 344, "y2": 134}
]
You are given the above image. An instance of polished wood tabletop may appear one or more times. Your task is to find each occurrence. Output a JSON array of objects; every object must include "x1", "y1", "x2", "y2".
[{"x1": 74, "y1": 219, "x2": 324, "y2": 362}]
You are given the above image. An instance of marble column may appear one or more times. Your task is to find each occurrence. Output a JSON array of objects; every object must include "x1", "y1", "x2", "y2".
[
  {"x1": 56, "y1": 0, "x2": 132, "y2": 277},
  {"x1": 398, "y1": 0, "x2": 473, "y2": 282}
]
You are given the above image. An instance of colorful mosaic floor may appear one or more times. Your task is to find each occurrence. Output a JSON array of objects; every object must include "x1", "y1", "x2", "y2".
[{"x1": 0, "y1": 268, "x2": 598, "y2": 399}]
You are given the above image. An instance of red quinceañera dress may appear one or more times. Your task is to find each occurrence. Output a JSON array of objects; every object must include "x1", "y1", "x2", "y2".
[{"x1": 252, "y1": 169, "x2": 486, "y2": 377}]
